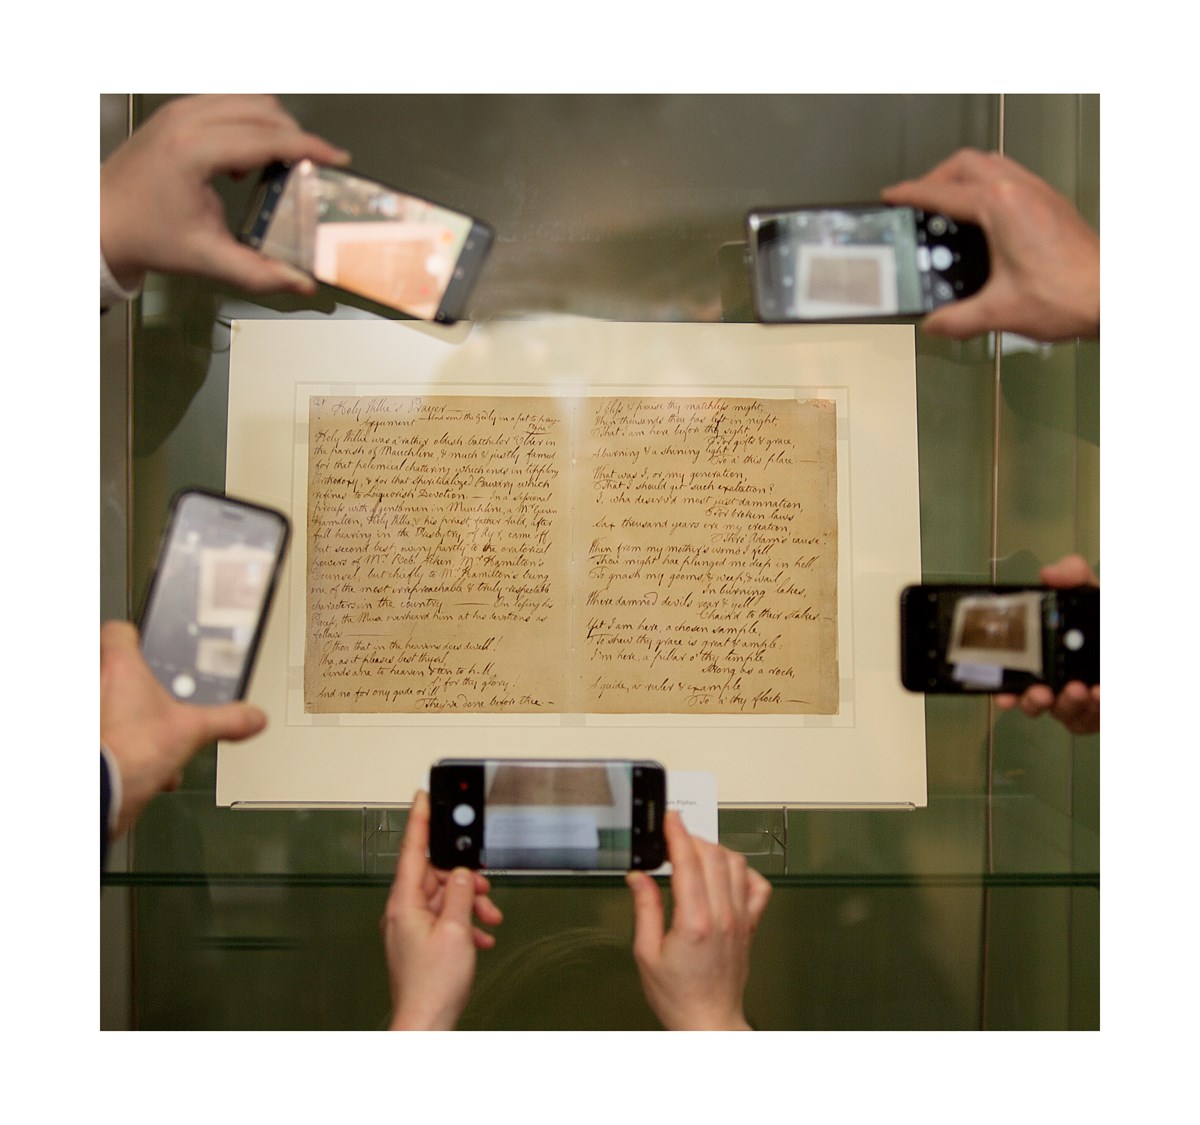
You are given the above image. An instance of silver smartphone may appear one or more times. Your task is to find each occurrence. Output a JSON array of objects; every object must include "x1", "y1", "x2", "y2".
[
  {"x1": 239, "y1": 160, "x2": 494, "y2": 324},
  {"x1": 138, "y1": 490, "x2": 289, "y2": 704}
]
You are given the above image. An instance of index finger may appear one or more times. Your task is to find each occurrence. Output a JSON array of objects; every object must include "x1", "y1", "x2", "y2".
[
  {"x1": 195, "y1": 126, "x2": 351, "y2": 179},
  {"x1": 744, "y1": 868, "x2": 772, "y2": 931},
  {"x1": 881, "y1": 149, "x2": 1010, "y2": 222},
  {"x1": 908, "y1": 148, "x2": 1002, "y2": 185},
  {"x1": 881, "y1": 178, "x2": 988, "y2": 225},
  {"x1": 151, "y1": 94, "x2": 297, "y2": 132}
]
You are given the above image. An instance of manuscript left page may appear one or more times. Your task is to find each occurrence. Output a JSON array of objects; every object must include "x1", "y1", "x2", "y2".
[{"x1": 305, "y1": 395, "x2": 570, "y2": 713}]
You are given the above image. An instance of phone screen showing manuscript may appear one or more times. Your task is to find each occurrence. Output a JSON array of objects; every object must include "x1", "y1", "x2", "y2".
[
  {"x1": 482, "y1": 761, "x2": 633, "y2": 869},
  {"x1": 141, "y1": 495, "x2": 284, "y2": 704},
  {"x1": 762, "y1": 207, "x2": 923, "y2": 318},
  {"x1": 256, "y1": 160, "x2": 476, "y2": 320},
  {"x1": 940, "y1": 590, "x2": 1046, "y2": 690}
]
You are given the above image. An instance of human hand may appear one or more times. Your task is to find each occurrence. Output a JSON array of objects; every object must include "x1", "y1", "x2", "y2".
[
  {"x1": 626, "y1": 811, "x2": 772, "y2": 1030},
  {"x1": 384, "y1": 790, "x2": 504, "y2": 1030},
  {"x1": 100, "y1": 94, "x2": 350, "y2": 296},
  {"x1": 99, "y1": 620, "x2": 267, "y2": 839},
  {"x1": 882, "y1": 148, "x2": 1099, "y2": 342},
  {"x1": 995, "y1": 554, "x2": 1100, "y2": 734}
]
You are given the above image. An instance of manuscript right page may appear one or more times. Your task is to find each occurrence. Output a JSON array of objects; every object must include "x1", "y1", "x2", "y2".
[{"x1": 580, "y1": 395, "x2": 838, "y2": 714}]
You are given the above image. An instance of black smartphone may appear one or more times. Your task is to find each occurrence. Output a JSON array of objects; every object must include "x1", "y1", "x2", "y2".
[
  {"x1": 138, "y1": 489, "x2": 290, "y2": 704},
  {"x1": 900, "y1": 584, "x2": 1099, "y2": 694},
  {"x1": 428, "y1": 758, "x2": 667, "y2": 872},
  {"x1": 238, "y1": 159, "x2": 494, "y2": 324},
  {"x1": 746, "y1": 204, "x2": 989, "y2": 323}
]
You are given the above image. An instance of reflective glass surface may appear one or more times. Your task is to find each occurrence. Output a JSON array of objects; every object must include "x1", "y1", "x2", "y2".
[{"x1": 101, "y1": 93, "x2": 1098, "y2": 1030}]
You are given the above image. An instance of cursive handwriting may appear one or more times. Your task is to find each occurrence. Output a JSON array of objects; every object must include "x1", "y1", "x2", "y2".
[{"x1": 304, "y1": 394, "x2": 838, "y2": 715}]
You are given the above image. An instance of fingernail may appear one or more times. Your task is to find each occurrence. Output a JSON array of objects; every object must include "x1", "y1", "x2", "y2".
[{"x1": 453, "y1": 868, "x2": 472, "y2": 886}]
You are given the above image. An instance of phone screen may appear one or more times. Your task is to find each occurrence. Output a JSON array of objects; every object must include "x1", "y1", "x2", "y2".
[
  {"x1": 748, "y1": 205, "x2": 987, "y2": 322},
  {"x1": 758, "y1": 207, "x2": 922, "y2": 317},
  {"x1": 901, "y1": 585, "x2": 1099, "y2": 694},
  {"x1": 941, "y1": 589, "x2": 1047, "y2": 688},
  {"x1": 248, "y1": 160, "x2": 484, "y2": 321},
  {"x1": 431, "y1": 759, "x2": 664, "y2": 871},
  {"x1": 139, "y1": 492, "x2": 289, "y2": 704}
]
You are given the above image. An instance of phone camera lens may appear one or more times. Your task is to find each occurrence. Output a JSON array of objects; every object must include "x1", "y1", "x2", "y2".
[
  {"x1": 927, "y1": 215, "x2": 949, "y2": 236},
  {"x1": 455, "y1": 835, "x2": 472, "y2": 852}
]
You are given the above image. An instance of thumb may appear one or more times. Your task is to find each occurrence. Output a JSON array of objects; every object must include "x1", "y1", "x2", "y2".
[
  {"x1": 191, "y1": 700, "x2": 268, "y2": 746},
  {"x1": 197, "y1": 236, "x2": 317, "y2": 295},
  {"x1": 100, "y1": 619, "x2": 140, "y2": 657},
  {"x1": 919, "y1": 294, "x2": 999, "y2": 341},
  {"x1": 438, "y1": 868, "x2": 477, "y2": 932},
  {"x1": 626, "y1": 870, "x2": 665, "y2": 964}
]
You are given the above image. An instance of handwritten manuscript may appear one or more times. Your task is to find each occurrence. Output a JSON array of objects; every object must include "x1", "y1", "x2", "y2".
[{"x1": 305, "y1": 393, "x2": 837, "y2": 715}]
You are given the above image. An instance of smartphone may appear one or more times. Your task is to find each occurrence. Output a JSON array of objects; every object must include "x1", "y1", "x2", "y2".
[
  {"x1": 138, "y1": 489, "x2": 290, "y2": 704},
  {"x1": 900, "y1": 584, "x2": 1099, "y2": 694},
  {"x1": 239, "y1": 159, "x2": 494, "y2": 324},
  {"x1": 428, "y1": 759, "x2": 667, "y2": 872},
  {"x1": 746, "y1": 204, "x2": 989, "y2": 322}
]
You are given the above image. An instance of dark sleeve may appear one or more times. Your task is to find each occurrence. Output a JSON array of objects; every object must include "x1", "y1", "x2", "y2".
[{"x1": 101, "y1": 751, "x2": 112, "y2": 872}]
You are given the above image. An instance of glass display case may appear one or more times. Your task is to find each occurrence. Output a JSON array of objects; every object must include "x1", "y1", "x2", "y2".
[{"x1": 100, "y1": 93, "x2": 1099, "y2": 1030}]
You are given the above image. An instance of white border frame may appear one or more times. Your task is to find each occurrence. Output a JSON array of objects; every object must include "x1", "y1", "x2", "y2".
[{"x1": 218, "y1": 318, "x2": 925, "y2": 807}]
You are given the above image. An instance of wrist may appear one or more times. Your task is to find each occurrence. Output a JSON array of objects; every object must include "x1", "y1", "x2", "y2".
[
  {"x1": 666, "y1": 1009, "x2": 752, "y2": 1031},
  {"x1": 389, "y1": 1002, "x2": 458, "y2": 1031}
]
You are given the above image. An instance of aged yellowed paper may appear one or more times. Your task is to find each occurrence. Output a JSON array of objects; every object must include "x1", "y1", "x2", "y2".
[
  {"x1": 305, "y1": 392, "x2": 836, "y2": 715},
  {"x1": 580, "y1": 396, "x2": 837, "y2": 714},
  {"x1": 305, "y1": 395, "x2": 570, "y2": 713}
]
